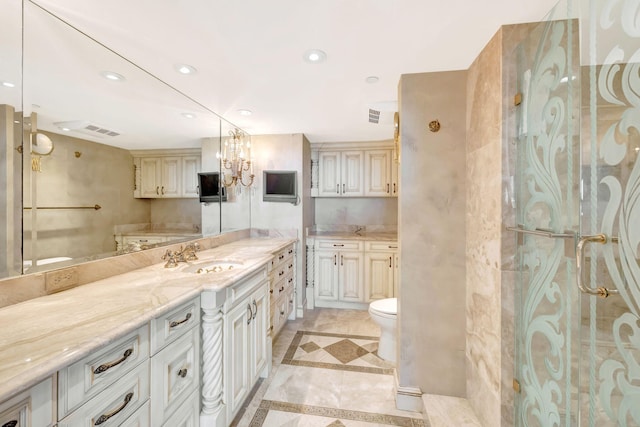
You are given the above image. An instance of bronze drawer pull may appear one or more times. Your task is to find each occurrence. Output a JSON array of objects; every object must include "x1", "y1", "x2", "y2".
[
  {"x1": 279, "y1": 271, "x2": 285, "y2": 277},
  {"x1": 253, "y1": 301, "x2": 258, "y2": 320},
  {"x1": 3, "y1": 421, "x2": 17, "y2": 427},
  {"x1": 270, "y1": 289, "x2": 274, "y2": 294},
  {"x1": 288, "y1": 249, "x2": 293, "y2": 254},
  {"x1": 94, "y1": 392, "x2": 133, "y2": 425},
  {"x1": 388, "y1": 245, "x2": 398, "y2": 249},
  {"x1": 247, "y1": 303, "x2": 252, "y2": 325},
  {"x1": 93, "y1": 349, "x2": 134, "y2": 374},
  {"x1": 288, "y1": 264, "x2": 293, "y2": 269},
  {"x1": 178, "y1": 368, "x2": 188, "y2": 378},
  {"x1": 169, "y1": 312, "x2": 192, "y2": 328},
  {"x1": 333, "y1": 244, "x2": 344, "y2": 247},
  {"x1": 279, "y1": 254, "x2": 285, "y2": 260}
]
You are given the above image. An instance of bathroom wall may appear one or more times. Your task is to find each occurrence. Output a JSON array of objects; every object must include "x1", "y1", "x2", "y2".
[
  {"x1": 398, "y1": 70, "x2": 467, "y2": 399},
  {"x1": 22, "y1": 131, "x2": 150, "y2": 262},
  {"x1": 150, "y1": 198, "x2": 201, "y2": 227},
  {"x1": 250, "y1": 133, "x2": 314, "y2": 314},
  {"x1": 465, "y1": 23, "x2": 536, "y2": 427}
]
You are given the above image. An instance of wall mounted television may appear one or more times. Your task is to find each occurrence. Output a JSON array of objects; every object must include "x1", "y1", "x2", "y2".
[
  {"x1": 198, "y1": 172, "x2": 227, "y2": 202},
  {"x1": 263, "y1": 170, "x2": 298, "y2": 204}
]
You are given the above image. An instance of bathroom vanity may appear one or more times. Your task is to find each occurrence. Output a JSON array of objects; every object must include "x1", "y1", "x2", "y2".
[
  {"x1": 306, "y1": 233, "x2": 398, "y2": 309},
  {"x1": 0, "y1": 236, "x2": 297, "y2": 427}
]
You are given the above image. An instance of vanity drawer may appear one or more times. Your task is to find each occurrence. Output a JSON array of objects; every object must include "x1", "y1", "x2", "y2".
[
  {"x1": 365, "y1": 241, "x2": 398, "y2": 252},
  {"x1": 58, "y1": 324, "x2": 149, "y2": 417},
  {"x1": 151, "y1": 296, "x2": 200, "y2": 355},
  {"x1": 0, "y1": 376, "x2": 55, "y2": 427},
  {"x1": 160, "y1": 389, "x2": 199, "y2": 427},
  {"x1": 268, "y1": 244, "x2": 295, "y2": 271},
  {"x1": 315, "y1": 240, "x2": 363, "y2": 251},
  {"x1": 121, "y1": 399, "x2": 150, "y2": 427},
  {"x1": 227, "y1": 267, "x2": 268, "y2": 307},
  {"x1": 150, "y1": 326, "x2": 200, "y2": 427},
  {"x1": 58, "y1": 360, "x2": 150, "y2": 427}
]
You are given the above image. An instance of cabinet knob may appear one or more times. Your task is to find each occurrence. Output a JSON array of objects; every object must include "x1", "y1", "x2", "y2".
[{"x1": 178, "y1": 368, "x2": 188, "y2": 378}]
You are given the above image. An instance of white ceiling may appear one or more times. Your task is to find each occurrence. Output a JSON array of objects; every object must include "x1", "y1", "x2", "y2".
[{"x1": 11, "y1": 0, "x2": 561, "y2": 148}]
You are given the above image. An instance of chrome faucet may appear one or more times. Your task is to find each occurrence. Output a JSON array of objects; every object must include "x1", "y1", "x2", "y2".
[{"x1": 162, "y1": 242, "x2": 200, "y2": 268}]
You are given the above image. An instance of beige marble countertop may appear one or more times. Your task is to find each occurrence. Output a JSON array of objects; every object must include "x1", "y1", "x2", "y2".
[
  {"x1": 0, "y1": 237, "x2": 294, "y2": 403},
  {"x1": 307, "y1": 231, "x2": 397, "y2": 241}
]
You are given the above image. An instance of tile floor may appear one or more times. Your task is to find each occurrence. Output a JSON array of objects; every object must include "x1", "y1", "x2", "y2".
[{"x1": 231, "y1": 308, "x2": 482, "y2": 427}]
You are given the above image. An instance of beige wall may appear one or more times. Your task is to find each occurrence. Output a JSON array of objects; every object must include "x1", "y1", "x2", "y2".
[
  {"x1": 314, "y1": 198, "x2": 397, "y2": 226},
  {"x1": 150, "y1": 198, "x2": 201, "y2": 226},
  {"x1": 250, "y1": 133, "x2": 313, "y2": 313},
  {"x1": 398, "y1": 70, "x2": 467, "y2": 397},
  {"x1": 23, "y1": 131, "x2": 150, "y2": 262}
]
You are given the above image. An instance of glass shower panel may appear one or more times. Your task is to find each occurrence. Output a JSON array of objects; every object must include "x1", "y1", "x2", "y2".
[
  {"x1": 578, "y1": 0, "x2": 640, "y2": 425},
  {"x1": 514, "y1": 13, "x2": 581, "y2": 427}
]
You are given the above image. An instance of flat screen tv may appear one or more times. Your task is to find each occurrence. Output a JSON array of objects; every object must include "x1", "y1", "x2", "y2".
[
  {"x1": 263, "y1": 170, "x2": 297, "y2": 204},
  {"x1": 198, "y1": 172, "x2": 226, "y2": 203}
]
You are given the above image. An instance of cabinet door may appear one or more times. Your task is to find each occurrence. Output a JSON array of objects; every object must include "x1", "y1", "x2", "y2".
[
  {"x1": 318, "y1": 151, "x2": 341, "y2": 196},
  {"x1": 391, "y1": 157, "x2": 399, "y2": 197},
  {"x1": 314, "y1": 251, "x2": 339, "y2": 301},
  {"x1": 341, "y1": 151, "x2": 364, "y2": 196},
  {"x1": 160, "y1": 157, "x2": 181, "y2": 198},
  {"x1": 180, "y1": 156, "x2": 200, "y2": 198},
  {"x1": 339, "y1": 251, "x2": 364, "y2": 302},
  {"x1": 394, "y1": 254, "x2": 399, "y2": 297},
  {"x1": 140, "y1": 158, "x2": 162, "y2": 197},
  {"x1": 364, "y1": 252, "x2": 394, "y2": 301},
  {"x1": 250, "y1": 286, "x2": 269, "y2": 382},
  {"x1": 364, "y1": 150, "x2": 391, "y2": 197},
  {"x1": 225, "y1": 300, "x2": 251, "y2": 418}
]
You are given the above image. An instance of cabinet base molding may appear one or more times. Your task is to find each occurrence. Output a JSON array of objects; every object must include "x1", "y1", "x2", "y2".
[{"x1": 314, "y1": 300, "x2": 369, "y2": 310}]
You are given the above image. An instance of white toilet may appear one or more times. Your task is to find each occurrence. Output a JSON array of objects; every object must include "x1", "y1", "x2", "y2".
[{"x1": 368, "y1": 297, "x2": 397, "y2": 363}]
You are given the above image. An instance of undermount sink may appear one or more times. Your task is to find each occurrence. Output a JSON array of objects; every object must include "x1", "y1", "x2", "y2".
[{"x1": 181, "y1": 260, "x2": 244, "y2": 274}]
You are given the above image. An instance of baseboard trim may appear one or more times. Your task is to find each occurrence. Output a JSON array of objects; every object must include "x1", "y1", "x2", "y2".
[{"x1": 395, "y1": 373, "x2": 424, "y2": 413}]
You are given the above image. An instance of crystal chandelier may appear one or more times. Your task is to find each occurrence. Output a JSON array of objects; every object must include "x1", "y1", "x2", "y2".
[{"x1": 219, "y1": 128, "x2": 254, "y2": 188}]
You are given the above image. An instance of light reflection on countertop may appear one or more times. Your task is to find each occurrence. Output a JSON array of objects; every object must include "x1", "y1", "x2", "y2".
[{"x1": 0, "y1": 236, "x2": 295, "y2": 403}]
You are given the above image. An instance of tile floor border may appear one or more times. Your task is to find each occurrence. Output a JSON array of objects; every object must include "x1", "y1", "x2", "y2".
[{"x1": 249, "y1": 399, "x2": 428, "y2": 427}]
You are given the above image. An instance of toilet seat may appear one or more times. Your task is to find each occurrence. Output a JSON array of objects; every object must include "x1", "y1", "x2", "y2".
[{"x1": 369, "y1": 297, "x2": 397, "y2": 316}]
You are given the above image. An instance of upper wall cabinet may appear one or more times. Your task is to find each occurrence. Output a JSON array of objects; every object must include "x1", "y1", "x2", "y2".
[
  {"x1": 311, "y1": 142, "x2": 398, "y2": 198},
  {"x1": 318, "y1": 151, "x2": 364, "y2": 197},
  {"x1": 132, "y1": 149, "x2": 201, "y2": 199}
]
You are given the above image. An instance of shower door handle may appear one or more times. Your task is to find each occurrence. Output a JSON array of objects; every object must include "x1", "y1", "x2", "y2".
[{"x1": 575, "y1": 234, "x2": 619, "y2": 298}]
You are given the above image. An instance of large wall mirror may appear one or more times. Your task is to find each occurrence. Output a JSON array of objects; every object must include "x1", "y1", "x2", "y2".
[{"x1": 0, "y1": 0, "x2": 252, "y2": 280}]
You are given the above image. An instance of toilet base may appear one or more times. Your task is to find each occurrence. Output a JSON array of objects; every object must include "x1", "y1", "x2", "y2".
[{"x1": 377, "y1": 329, "x2": 396, "y2": 363}]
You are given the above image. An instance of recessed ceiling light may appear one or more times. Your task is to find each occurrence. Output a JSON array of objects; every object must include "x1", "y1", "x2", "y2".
[
  {"x1": 175, "y1": 64, "x2": 197, "y2": 75},
  {"x1": 182, "y1": 113, "x2": 196, "y2": 119},
  {"x1": 13, "y1": 120, "x2": 20, "y2": 124},
  {"x1": 303, "y1": 49, "x2": 327, "y2": 64},
  {"x1": 237, "y1": 109, "x2": 252, "y2": 116},
  {"x1": 1, "y1": 81, "x2": 15, "y2": 88},
  {"x1": 100, "y1": 71, "x2": 125, "y2": 82},
  {"x1": 365, "y1": 76, "x2": 379, "y2": 84}
]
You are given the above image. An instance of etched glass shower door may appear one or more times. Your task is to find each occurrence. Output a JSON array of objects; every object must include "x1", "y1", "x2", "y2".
[
  {"x1": 514, "y1": 15, "x2": 582, "y2": 427},
  {"x1": 514, "y1": 1, "x2": 640, "y2": 426}
]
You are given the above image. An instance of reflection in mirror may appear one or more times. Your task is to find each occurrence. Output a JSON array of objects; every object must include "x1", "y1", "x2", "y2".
[
  {"x1": 220, "y1": 120, "x2": 253, "y2": 232},
  {"x1": 7, "y1": 0, "x2": 250, "y2": 279},
  {"x1": 0, "y1": 0, "x2": 22, "y2": 278}
]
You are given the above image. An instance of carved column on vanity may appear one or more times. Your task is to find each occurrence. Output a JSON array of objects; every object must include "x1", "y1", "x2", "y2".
[{"x1": 200, "y1": 291, "x2": 226, "y2": 427}]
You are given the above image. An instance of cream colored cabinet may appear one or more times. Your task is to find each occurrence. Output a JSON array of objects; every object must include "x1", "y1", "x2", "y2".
[
  {"x1": 0, "y1": 376, "x2": 55, "y2": 427},
  {"x1": 364, "y1": 150, "x2": 392, "y2": 197},
  {"x1": 268, "y1": 244, "x2": 296, "y2": 337},
  {"x1": 364, "y1": 241, "x2": 399, "y2": 302},
  {"x1": 140, "y1": 157, "x2": 181, "y2": 198},
  {"x1": 224, "y1": 270, "x2": 270, "y2": 422},
  {"x1": 314, "y1": 240, "x2": 364, "y2": 306},
  {"x1": 364, "y1": 252, "x2": 394, "y2": 301},
  {"x1": 318, "y1": 151, "x2": 363, "y2": 197},
  {"x1": 133, "y1": 149, "x2": 201, "y2": 199}
]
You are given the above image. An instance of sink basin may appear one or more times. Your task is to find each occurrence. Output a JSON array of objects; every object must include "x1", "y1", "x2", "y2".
[{"x1": 182, "y1": 260, "x2": 244, "y2": 274}]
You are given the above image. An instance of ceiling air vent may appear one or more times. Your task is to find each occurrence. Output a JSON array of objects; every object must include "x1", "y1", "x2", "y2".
[
  {"x1": 368, "y1": 109, "x2": 380, "y2": 124},
  {"x1": 53, "y1": 120, "x2": 120, "y2": 138}
]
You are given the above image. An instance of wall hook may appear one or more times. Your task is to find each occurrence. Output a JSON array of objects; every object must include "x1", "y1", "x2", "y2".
[{"x1": 428, "y1": 120, "x2": 441, "y2": 133}]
